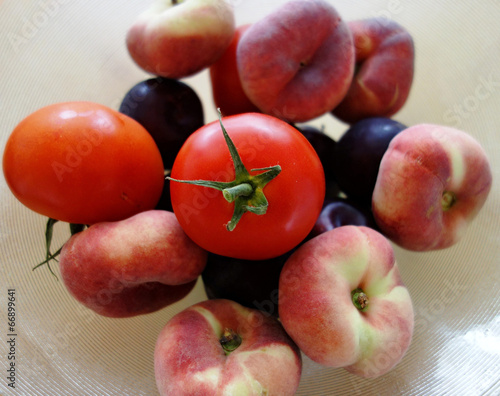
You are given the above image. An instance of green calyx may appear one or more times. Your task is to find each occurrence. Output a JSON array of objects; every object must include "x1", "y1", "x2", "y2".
[
  {"x1": 441, "y1": 191, "x2": 457, "y2": 211},
  {"x1": 167, "y1": 109, "x2": 281, "y2": 231},
  {"x1": 351, "y1": 288, "x2": 369, "y2": 312},
  {"x1": 220, "y1": 328, "x2": 242, "y2": 355}
]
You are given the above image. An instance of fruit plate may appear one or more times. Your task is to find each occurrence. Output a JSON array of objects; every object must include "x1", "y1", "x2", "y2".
[{"x1": 0, "y1": 1, "x2": 499, "y2": 395}]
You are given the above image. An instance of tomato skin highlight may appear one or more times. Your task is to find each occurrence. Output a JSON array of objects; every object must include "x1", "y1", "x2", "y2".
[
  {"x1": 169, "y1": 113, "x2": 325, "y2": 260},
  {"x1": 3, "y1": 101, "x2": 165, "y2": 224}
]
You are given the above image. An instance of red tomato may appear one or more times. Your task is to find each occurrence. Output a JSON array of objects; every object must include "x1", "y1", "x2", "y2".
[
  {"x1": 3, "y1": 101, "x2": 165, "y2": 224},
  {"x1": 169, "y1": 113, "x2": 325, "y2": 260},
  {"x1": 209, "y1": 24, "x2": 261, "y2": 116}
]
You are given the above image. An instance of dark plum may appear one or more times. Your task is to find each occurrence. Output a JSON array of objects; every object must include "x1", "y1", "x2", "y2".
[
  {"x1": 333, "y1": 117, "x2": 407, "y2": 203},
  {"x1": 201, "y1": 251, "x2": 294, "y2": 318},
  {"x1": 308, "y1": 196, "x2": 378, "y2": 239},
  {"x1": 119, "y1": 77, "x2": 204, "y2": 169},
  {"x1": 295, "y1": 124, "x2": 339, "y2": 200},
  {"x1": 295, "y1": 124, "x2": 336, "y2": 177}
]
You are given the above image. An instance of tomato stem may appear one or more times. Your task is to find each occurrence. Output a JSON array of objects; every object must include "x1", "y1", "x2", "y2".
[
  {"x1": 33, "y1": 218, "x2": 60, "y2": 279},
  {"x1": 223, "y1": 183, "x2": 253, "y2": 202},
  {"x1": 167, "y1": 109, "x2": 281, "y2": 231},
  {"x1": 33, "y1": 219, "x2": 87, "y2": 279}
]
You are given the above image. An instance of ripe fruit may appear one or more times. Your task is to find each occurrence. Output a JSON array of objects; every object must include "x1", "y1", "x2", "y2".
[
  {"x1": 155, "y1": 299, "x2": 302, "y2": 395},
  {"x1": 119, "y1": 77, "x2": 204, "y2": 170},
  {"x1": 332, "y1": 17, "x2": 415, "y2": 123},
  {"x1": 59, "y1": 210, "x2": 207, "y2": 317},
  {"x1": 209, "y1": 24, "x2": 260, "y2": 116},
  {"x1": 333, "y1": 117, "x2": 407, "y2": 203},
  {"x1": 2, "y1": 101, "x2": 164, "y2": 224},
  {"x1": 279, "y1": 226, "x2": 414, "y2": 378},
  {"x1": 126, "y1": 0, "x2": 236, "y2": 78},
  {"x1": 169, "y1": 112, "x2": 325, "y2": 260},
  {"x1": 237, "y1": 0, "x2": 354, "y2": 123},
  {"x1": 309, "y1": 197, "x2": 379, "y2": 239},
  {"x1": 372, "y1": 124, "x2": 492, "y2": 251}
]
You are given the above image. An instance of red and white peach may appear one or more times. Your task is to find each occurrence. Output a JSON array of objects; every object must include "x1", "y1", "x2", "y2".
[
  {"x1": 279, "y1": 225, "x2": 414, "y2": 378},
  {"x1": 372, "y1": 124, "x2": 492, "y2": 251},
  {"x1": 154, "y1": 299, "x2": 302, "y2": 395},
  {"x1": 126, "y1": 0, "x2": 235, "y2": 79},
  {"x1": 332, "y1": 17, "x2": 414, "y2": 123},
  {"x1": 59, "y1": 210, "x2": 207, "y2": 317},
  {"x1": 236, "y1": 0, "x2": 354, "y2": 123}
]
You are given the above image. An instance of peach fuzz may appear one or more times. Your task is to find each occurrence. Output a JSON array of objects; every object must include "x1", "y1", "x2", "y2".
[
  {"x1": 236, "y1": 0, "x2": 354, "y2": 123},
  {"x1": 59, "y1": 210, "x2": 207, "y2": 318},
  {"x1": 154, "y1": 299, "x2": 302, "y2": 395},
  {"x1": 372, "y1": 124, "x2": 492, "y2": 251},
  {"x1": 279, "y1": 225, "x2": 414, "y2": 378},
  {"x1": 126, "y1": 0, "x2": 235, "y2": 79},
  {"x1": 332, "y1": 17, "x2": 414, "y2": 123}
]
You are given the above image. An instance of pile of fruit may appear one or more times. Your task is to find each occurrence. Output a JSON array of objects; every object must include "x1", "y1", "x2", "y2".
[{"x1": 2, "y1": 0, "x2": 493, "y2": 395}]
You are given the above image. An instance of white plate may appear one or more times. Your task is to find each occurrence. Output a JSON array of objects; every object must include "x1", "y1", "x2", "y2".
[{"x1": 1, "y1": 1, "x2": 499, "y2": 395}]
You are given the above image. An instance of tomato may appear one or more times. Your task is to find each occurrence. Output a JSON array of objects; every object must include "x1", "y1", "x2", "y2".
[
  {"x1": 3, "y1": 101, "x2": 165, "y2": 224},
  {"x1": 169, "y1": 112, "x2": 325, "y2": 260},
  {"x1": 209, "y1": 24, "x2": 261, "y2": 116}
]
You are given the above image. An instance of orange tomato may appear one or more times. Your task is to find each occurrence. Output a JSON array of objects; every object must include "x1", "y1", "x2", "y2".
[{"x1": 3, "y1": 101, "x2": 165, "y2": 224}]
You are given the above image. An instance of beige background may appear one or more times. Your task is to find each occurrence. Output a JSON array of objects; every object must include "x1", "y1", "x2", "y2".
[{"x1": 0, "y1": 0, "x2": 499, "y2": 395}]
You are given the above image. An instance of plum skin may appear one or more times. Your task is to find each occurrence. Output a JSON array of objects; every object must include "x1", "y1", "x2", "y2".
[
  {"x1": 333, "y1": 117, "x2": 407, "y2": 203},
  {"x1": 119, "y1": 77, "x2": 204, "y2": 170}
]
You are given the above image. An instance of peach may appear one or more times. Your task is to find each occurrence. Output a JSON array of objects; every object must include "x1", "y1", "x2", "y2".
[
  {"x1": 126, "y1": 0, "x2": 235, "y2": 79},
  {"x1": 279, "y1": 225, "x2": 414, "y2": 378},
  {"x1": 332, "y1": 17, "x2": 414, "y2": 123},
  {"x1": 236, "y1": 0, "x2": 354, "y2": 123},
  {"x1": 59, "y1": 210, "x2": 207, "y2": 317},
  {"x1": 154, "y1": 299, "x2": 302, "y2": 395},
  {"x1": 372, "y1": 124, "x2": 492, "y2": 251}
]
